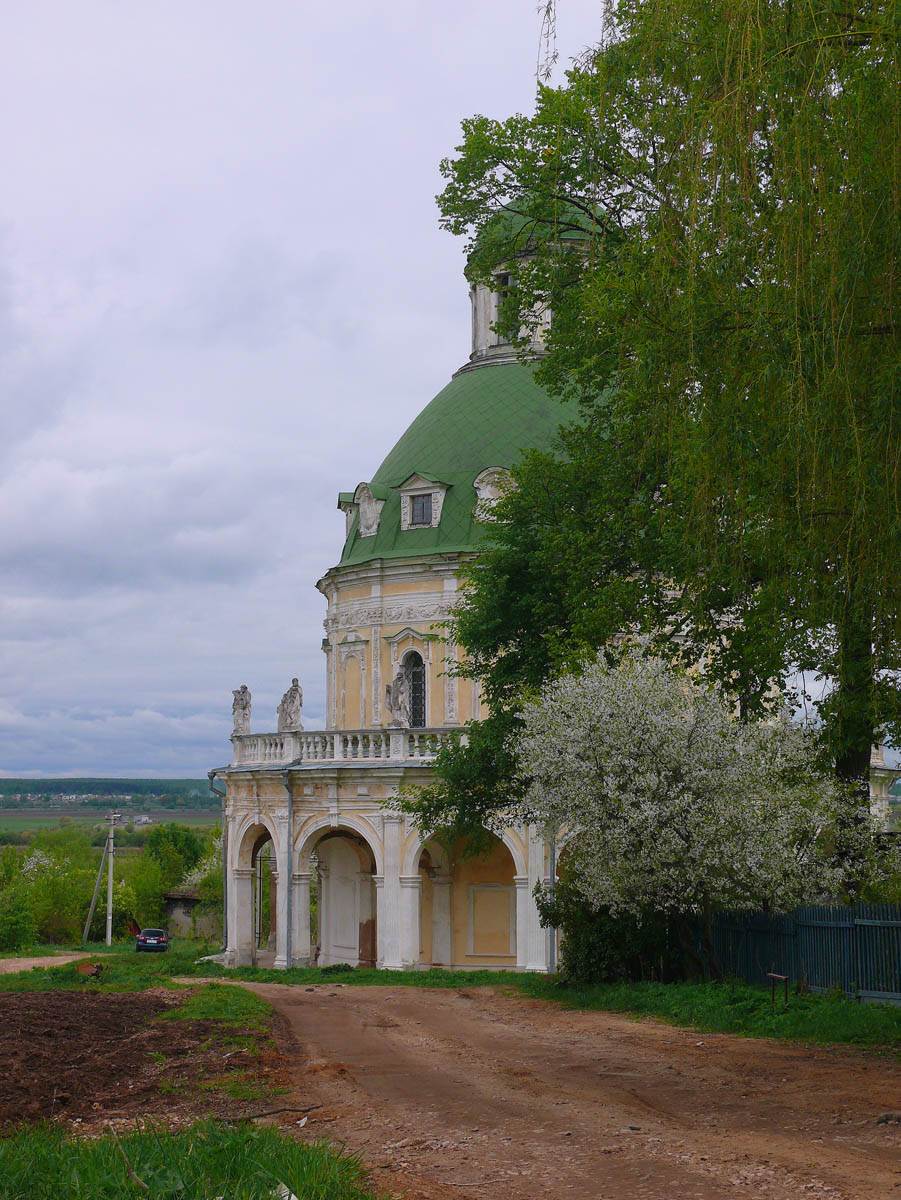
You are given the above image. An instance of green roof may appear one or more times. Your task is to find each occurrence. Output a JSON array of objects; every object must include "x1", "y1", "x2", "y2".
[{"x1": 338, "y1": 361, "x2": 568, "y2": 566}]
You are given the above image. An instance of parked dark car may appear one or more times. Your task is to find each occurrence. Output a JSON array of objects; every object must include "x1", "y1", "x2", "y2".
[{"x1": 135, "y1": 928, "x2": 170, "y2": 952}]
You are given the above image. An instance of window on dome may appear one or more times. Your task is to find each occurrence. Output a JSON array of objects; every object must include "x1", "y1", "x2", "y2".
[
  {"x1": 494, "y1": 273, "x2": 514, "y2": 346},
  {"x1": 410, "y1": 493, "x2": 432, "y2": 526},
  {"x1": 403, "y1": 652, "x2": 427, "y2": 728}
]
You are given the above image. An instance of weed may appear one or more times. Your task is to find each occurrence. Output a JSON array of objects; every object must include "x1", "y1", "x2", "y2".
[{"x1": 0, "y1": 1120, "x2": 379, "y2": 1199}]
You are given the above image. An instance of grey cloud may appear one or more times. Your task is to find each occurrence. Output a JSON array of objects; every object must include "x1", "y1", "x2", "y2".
[{"x1": 0, "y1": 1, "x2": 603, "y2": 776}]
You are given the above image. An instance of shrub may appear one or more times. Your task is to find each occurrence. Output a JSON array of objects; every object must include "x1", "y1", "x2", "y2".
[
  {"x1": 0, "y1": 888, "x2": 36, "y2": 951},
  {"x1": 535, "y1": 878, "x2": 683, "y2": 986}
]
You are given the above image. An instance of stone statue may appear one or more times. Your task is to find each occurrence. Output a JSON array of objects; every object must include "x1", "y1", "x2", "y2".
[
  {"x1": 277, "y1": 677, "x2": 304, "y2": 732},
  {"x1": 385, "y1": 668, "x2": 410, "y2": 728},
  {"x1": 232, "y1": 684, "x2": 251, "y2": 735}
]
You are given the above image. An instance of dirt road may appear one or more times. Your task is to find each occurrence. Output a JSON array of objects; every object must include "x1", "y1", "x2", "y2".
[
  {"x1": 0, "y1": 953, "x2": 86, "y2": 974},
  {"x1": 245, "y1": 983, "x2": 901, "y2": 1200}
]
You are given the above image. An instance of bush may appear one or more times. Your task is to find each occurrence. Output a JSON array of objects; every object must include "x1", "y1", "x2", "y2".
[
  {"x1": 535, "y1": 878, "x2": 683, "y2": 986},
  {"x1": 0, "y1": 889, "x2": 36, "y2": 951}
]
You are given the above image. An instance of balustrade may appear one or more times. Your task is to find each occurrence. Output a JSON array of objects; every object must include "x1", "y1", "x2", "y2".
[{"x1": 230, "y1": 727, "x2": 464, "y2": 767}]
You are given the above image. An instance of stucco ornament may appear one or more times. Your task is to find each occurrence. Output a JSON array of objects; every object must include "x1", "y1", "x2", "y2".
[
  {"x1": 385, "y1": 669, "x2": 411, "y2": 728},
  {"x1": 353, "y1": 483, "x2": 385, "y2": 538},
  {"x1": 514, "y1": 648, "x2": 899, "y2": 921},
  {"x1": 232, "y1": 685, "x2": 252, "y2": 735},
  {"x1": 277, "y1": 677, "x2": 304, "y2": 732},
  {"x1": 473, "y1": 467, "x2": 513, "y2": 520}
]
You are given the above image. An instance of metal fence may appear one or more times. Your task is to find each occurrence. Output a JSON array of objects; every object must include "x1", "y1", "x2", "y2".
[{"x1": 708, "y1": 903, "x2": 901, "y2": 1003}]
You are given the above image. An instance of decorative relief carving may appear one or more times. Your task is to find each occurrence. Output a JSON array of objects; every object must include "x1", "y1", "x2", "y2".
[
  {"x1": 444, "y1": 640, "x2": 458, "y2": 725},
  {"x1": 325, "y1": 600, "x2": 454, "y2": 634},
  {"x1": 371, "y1": 624, "x2": 381, "y2": 721}
]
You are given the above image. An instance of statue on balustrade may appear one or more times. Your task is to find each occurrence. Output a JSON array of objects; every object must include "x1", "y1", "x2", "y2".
[
  {"x1": 277, "y1": 677, "x2": 304, "y2": 732},
  {"x1": 385, "y1": 669, "x2": 410, "y2": 728},
  {"x1": 232, "y1": 684, "x2": 251, "y2": 735}
]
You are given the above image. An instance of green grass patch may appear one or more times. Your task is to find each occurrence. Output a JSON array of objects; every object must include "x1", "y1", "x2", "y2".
[
  {"x1": 0, "y1": 1120, "x2": 380, "y2": 1199},
  {"x1": 0, "y1": 942, "x2": 212, "y2": 992},
  {"x1": 199, "y1": 1069, "x2": 279, "y2": 1102},
  {"x1": 514, "y1": 975, "x2": 901, "y2": 1049},
  {"x1": 162, "y1": 982, "x2": 271, "y2": 1031}
]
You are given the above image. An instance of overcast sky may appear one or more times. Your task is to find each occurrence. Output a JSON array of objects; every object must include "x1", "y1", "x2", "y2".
[{"x1": 0, "y1": 2, "x2": 604, "y2": 777}]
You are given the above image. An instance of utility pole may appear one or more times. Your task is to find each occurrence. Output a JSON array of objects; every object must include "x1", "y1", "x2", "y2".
[{"x1": 105, "y1": 812, "x2": 119, "y2": 947}]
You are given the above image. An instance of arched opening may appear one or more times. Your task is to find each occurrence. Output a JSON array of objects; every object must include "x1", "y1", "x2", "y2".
[
  {"x1": 232, "y1": 821, "x2": 279, "y2": 968},
  {"x1": 416, "y1": 839, "x2": 452, "y2": 967},
  {"x1": 311, "y1": 829, "x2": 377, "y2": 967},
  {"x1": 402, "y1": 650, "x2": 426, "y2": 728},
  {"x1": 444, "y1": 833, "x2": 518, "y2": 968},
  {"x1": 252, "y1": 832, "x2": 276, "y2": 962}
]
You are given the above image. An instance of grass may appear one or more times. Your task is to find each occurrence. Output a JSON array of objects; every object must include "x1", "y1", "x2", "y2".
[
  {"x1": 2, "y1": 940, "x2": 899, "y2": 1050},
  {"x1": 516, "y1": 975, "x2": 901, "y2": 1049},
  {"x1": 0, "y1": 942, "x2": 210, "y2": 992},
  {"x1": 0, "y1": 1121, "x2": 381, "y2": 1199},
  {"x1": 199, "y1": 1069, "x2": 279, "y2": 1102},
  {"x1": 162, "y1": 982, "x2": 272, "y2": 1031}
]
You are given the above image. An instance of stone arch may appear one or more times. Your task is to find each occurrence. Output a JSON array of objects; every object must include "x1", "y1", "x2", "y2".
[
  {"x1": 401, "y1": 826, "x2": 526, "y2": 878},
  {"x1": 233, "y1": 814, "x2": 281, "y2": 869},
  {"x1": 229, "y1": 815, "x2": 281, "y2": 967},
  {"x1": 296, "y1": 818, "x2": 382, "y2": 969},
  {"x1": 401, "y1": 831, "x2": 450, "y2": 878},
  {"x1": 295, "y1": 813, "x2": 384, "y2": 875}
]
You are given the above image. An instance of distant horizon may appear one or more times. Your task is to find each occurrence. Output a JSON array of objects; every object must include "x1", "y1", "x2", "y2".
[{"x1": 0, "y1": 773, "x2": 209, "y2": 782}]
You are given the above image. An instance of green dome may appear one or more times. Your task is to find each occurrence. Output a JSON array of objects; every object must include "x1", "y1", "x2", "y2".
[{"x1": 338, "y1": 362, "x2": 568, "y2": 566}]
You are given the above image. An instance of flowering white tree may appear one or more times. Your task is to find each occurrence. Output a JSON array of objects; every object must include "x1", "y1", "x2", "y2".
[{"x1": 515, "y1": 649, "x2": 889, "y2": 966}]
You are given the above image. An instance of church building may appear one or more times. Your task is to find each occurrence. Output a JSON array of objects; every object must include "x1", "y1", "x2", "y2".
[{"x1": 212, "y1": 263, "x2": 567, "y2": 972}]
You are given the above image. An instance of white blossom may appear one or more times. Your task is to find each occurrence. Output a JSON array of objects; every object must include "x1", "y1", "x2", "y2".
[
  {"x1": 20, "y1": 850, "x2": 53, "y2": 879},
  {"x1": 513, "y1": 649, "x2": 887, "y2": 917}
]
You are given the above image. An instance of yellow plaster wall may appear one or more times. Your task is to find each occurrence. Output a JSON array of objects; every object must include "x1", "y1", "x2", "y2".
[
  {"x1": 336, "y1": 584, "x2": 373, "y2": 602},
  {"x1": 382, "y1": 579, "x2": 444, "y2": 597},
  {"x1": 451, "y1": 838, "x2": 516, "y2": 966},
  {"x1": 343, "y1": 656, "x2": 362, "y2": 728}
]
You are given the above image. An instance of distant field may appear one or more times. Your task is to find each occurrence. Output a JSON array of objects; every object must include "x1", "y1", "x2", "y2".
[{"x1": 0, "y1": 809, "x2": 222, "y2": 833}]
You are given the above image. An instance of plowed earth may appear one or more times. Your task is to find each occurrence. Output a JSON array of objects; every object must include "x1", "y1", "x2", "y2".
[
  {"x1": 0, "y1": 989, "x2": 286, "y2": 1131},
  {"x1": 240, "y1": 982, "x2": 901, "y2": 1200}
]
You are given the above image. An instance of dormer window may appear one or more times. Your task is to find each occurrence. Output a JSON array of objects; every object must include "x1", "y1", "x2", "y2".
[
  {"x1": 410, "y1": 493, "x2": 432, "y2": 526},
  {"x1": 395, "y1": 472, "x2": 449, "y2": 530}
]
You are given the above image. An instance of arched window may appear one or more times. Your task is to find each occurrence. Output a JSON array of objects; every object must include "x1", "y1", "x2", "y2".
[{"x1": 403, "y1": 652, "x2": 426, "y2": 728}]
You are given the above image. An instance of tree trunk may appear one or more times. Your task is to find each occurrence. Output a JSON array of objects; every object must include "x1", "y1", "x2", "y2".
[
  {"x1": 675, "y1": 915, "x2": 706, "y2": 981},
  {"x1": 832, "y1": 596, "x2": 875, "y2": 897},
  {"x1": 700, "y1": 897, "x2": 724, "y2": 983}
]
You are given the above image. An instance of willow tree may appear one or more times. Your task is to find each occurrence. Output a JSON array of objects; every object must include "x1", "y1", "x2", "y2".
[{"x1": 438, "y1": 0, "x2": 901, "y2": 806}]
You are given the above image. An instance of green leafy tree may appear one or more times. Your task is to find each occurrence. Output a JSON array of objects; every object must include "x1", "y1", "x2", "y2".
[
  {"x1": 145, "y1": 823, "x2": 204, "y2": 890},
  {"x1": 437, "y1": 0, "x2": 901, "y2": 818},
  {"x1": 0, "y1": 889, "x2": 36, "y2": 952}
]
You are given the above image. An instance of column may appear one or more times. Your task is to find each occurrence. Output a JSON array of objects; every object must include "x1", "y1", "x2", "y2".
[
  {"x1": 274, "y1": 814, "x2": 292, "y2": 969},
  {"x1": 430, "y1": 873, "x2": 453, "y2": 967},
  {"x1": 232, "y1": 867, "x2": 255, "y2": 967},
  {"x1": 399, "y1": 875, "x2": 422, "y2": 968},
  {"x1": 526, "y1": 826, "x2": 549, "y2": 972},
  {"x1": 379, "y1": 813, "x2": 404, "y2": 968},
  {"x1": 514, "y1": 876, "x2": 530, "y2": 970},
  {"x1": 292, "y1": 871, "x2": 312, "y2": 967}
]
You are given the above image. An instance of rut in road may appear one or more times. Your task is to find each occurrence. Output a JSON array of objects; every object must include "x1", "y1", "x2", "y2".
[{"x1": 242, "y1": 983, "x2": 901, "y2": 1200}]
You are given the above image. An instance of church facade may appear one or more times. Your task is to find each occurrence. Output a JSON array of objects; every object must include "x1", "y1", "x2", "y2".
[{"x1": 212, "y1": 272, "x2": 565, "y2": 972}]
